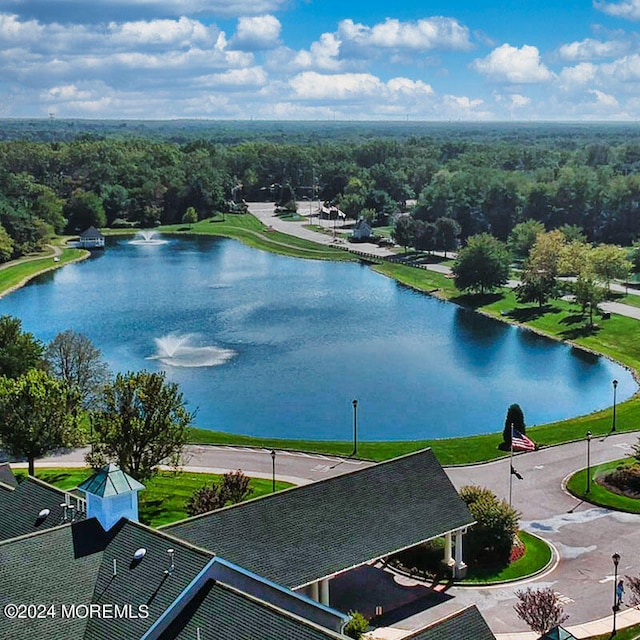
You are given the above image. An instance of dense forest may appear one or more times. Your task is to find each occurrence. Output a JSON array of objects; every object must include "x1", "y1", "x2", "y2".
[{"x1": 1, "y1": 120, "x2": 640, "y2": 262}]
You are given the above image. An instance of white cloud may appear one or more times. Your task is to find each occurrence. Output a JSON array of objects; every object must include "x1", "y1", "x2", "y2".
[
  {"x1": 229, "y1": 15, "x2": 281, "y2": 51},
  {"x1": 291, "y1": 33, "x2": 342, "y2": 71},
  {"x1": 289, "y1": 72, "x2": 384, "y2": 100},
  {"x1": 557, "y1": 38, "x2": 628, "y2": 61},
  {"x1": 338, "y1": 17, "x2": 473, "y2": 54},
  {"x1": 558, "y1": 62, "x2": 598, "y2": 88},
  {"x1": 589, "y1": 88, "x2": 619, "y2": 108},
  {"x1": 472, "y1": 44, "x2": 554, "y2": 83},
  {"x1": 594, "y1": 0, "x2": 640, "y2": 20},
  {"x1": 600, "y1": 54, "x2": 640, "y2": 81},
  {"x1": 198, "y1": 66, "x2": 268, "y2": 88}
]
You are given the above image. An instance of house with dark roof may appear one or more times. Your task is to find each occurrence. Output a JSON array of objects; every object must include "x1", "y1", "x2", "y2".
[{"x1": 0, "y1": 450, "x2": 494, "y2": 640}]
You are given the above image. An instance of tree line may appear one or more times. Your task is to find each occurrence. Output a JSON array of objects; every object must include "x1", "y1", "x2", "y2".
[{"x1": 2, "y1": 128, "x2": 640, "y2": 261}]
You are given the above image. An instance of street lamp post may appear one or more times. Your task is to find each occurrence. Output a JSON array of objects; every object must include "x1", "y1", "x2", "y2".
[
  {"x1": 612, "y1": 552, "x2": 621, "y2": 636},
  {"x1": 351, "y1": 399, "x2": 358, "y2": 457},
  {"x1": 270, "y1": 450, "x2": 276, "y2": 493},
  {"x1": 612, "y1": 380, "x2": 619, "y2": 432},
  {"x1": 586, "y1": 431, "x2": 592, "y2": 494}
]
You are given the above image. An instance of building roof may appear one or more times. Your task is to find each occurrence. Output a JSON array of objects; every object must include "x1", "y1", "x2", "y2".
[
  {"x1": 404, "y1": 606, "x2": 496, "y2": 640},
  {"x1": 156, "y1": 580, "x2": 346, "y2": 640},
  {"x1": 165, "y1": 449, "x2": 474, "y2": 588},
  {"x1": 78, "y1": 463, "x2": 145, "y2": 497},
  {"x1": 0, "y1": 475, "x2": 85, "y2": 541},
  {"x1": 0, "y1": 518, "x2": 213, "y2": 640},
  {"x1": 79, "y1": 226, "x2": 104, "y2": 239},
  {"x1": 0, "y1": 462, "x2": 18, "y2": 488}
]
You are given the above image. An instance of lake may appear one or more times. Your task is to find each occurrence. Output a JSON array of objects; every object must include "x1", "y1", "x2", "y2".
[{"x1": 0, "y1": 234, "x2": 635, "y2": 441}]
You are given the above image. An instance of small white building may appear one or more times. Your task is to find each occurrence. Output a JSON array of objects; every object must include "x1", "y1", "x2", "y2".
[
  {"x1": 78, "y1": 226, "x2": 105, "y2": 249},
  {"x1": 352, "y1": 218, "x2": 373, "y2": 240}
]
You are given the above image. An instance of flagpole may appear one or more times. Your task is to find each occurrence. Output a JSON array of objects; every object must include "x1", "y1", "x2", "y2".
[{"x1": 509, "y1": 422, "x2": 514, "y2": 508}]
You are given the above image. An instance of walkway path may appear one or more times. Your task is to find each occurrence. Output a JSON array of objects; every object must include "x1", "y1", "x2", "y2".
[{"x1": 30, "y1": 434, "x2": 640, "y2": 637}]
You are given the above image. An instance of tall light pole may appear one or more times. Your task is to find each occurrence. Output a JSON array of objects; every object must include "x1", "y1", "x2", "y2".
[
  {"x1": 270, "y1": 450, "x2": 276, "y2": 493},
  {"x1": 586, "y1": 431, "x2": 592, "y2": 494},
  {"x1": 612, "y1": 552, "x2": 621, "y2": 636},
  {"x1": 612, "y1": 380, "x2": 619, "y2": 432},
  {"x1": 351, "y1": 399, "x2": 358, "y2": 457}
]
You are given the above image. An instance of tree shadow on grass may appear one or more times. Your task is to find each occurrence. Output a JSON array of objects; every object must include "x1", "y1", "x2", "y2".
[
  {"x1": 559, "y1": 322, "x2": 601, "y2": 339},
  {"x1": 505, "y1": 304, "x2": 558, "y2": 322},
  {"x1": 449, "y1": 292, "x2": 504, "y2": 309},
  {"x1": 559, "y1": 313, "x2": 585, "y2": 326},
  {"x1": 139, "y1": 499, "x2": 164, "y2": 526}
]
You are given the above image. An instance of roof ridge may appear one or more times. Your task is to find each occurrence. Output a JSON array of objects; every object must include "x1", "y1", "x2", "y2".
[
  {"x1": 0, "y1": 520, "x2": 74, "y2": 547},
  {"x1": 162, "y1": 448, "x2": 433, "y2": 531},
  {"x1": 123, "y1": 518, "x2": 216, "y2": 558}
]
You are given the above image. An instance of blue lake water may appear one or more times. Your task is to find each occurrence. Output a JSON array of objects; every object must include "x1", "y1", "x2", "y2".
[{"x1": 0, "y1": 235, "x2": 636, "y2": 441}]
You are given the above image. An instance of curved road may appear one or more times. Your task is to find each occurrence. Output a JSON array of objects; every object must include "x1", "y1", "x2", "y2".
[{"x1": 33, "y1": 433, "x2": 640, "y2": 636}]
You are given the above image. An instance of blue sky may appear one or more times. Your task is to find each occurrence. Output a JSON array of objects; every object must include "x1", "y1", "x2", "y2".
[{"x1": 3, "y1": 0, "x2": 640, "y2": 120}]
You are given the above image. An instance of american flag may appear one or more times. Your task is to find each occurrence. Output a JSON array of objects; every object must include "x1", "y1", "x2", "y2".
[{"x1": 512, "y1": 428, "x2": 536, "y2": 452}]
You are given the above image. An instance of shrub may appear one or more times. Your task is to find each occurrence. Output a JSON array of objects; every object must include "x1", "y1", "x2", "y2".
[
  {"x1": 603, "y1": 464, "x2": 640, "y2": 495},
  {"x1": 460, "y1": 485, "x2": 520, "y2": 567},
  {"x1": 503, "y1": 403, "x2": 526, "y2": 446},
  {"x1": 185, "y1": 470, "x2": 254, "y2": 516},
  {"x1": 344, "y1": 611, "x2": 369, "y2": 639}
]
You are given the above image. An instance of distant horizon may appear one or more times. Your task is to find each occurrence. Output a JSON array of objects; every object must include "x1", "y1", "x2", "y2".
[{"x1": 5, "y1": 1, "x2": 640, "y2": 121}]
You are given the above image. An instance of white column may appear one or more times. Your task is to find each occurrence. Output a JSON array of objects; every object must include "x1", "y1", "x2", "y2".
[
  {"x1": 444, "y1": 533, "x2": 454, "y2": 568},
  {"x1": 454, "y1": 531, "x2": 467, "y2": 578},
  {"x1": 319, "y1": 578, "x2": 330, "y2": 606},
  {"x1": 309, "y1": 581, "x2": 319, "y2": 601}
]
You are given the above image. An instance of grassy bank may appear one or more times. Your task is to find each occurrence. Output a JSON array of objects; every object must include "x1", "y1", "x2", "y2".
[
  {"x1": 106, "y1": 214, "x2": 356, "y2": 263},
  {"x1": 22, "y1": 467, "x2": 292, "y2": 528},
  {"x1": 0, "y1": 247, "x2": 87, "y2": 297},
  {"x1": 566, "y1": 458, "x2": 640, "y2": 513}
]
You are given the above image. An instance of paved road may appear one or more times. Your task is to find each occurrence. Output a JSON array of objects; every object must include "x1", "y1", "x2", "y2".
[{"x1": 32, "y1": 434, "x2": 640, "y2": 635}]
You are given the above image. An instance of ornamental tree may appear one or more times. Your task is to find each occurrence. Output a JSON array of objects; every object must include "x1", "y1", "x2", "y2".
[
  {"x1": 90, "y1": 370, "x2": 192, "y2": 481},
  {"x1": 503, "y1": 403, "x2": 526, "y2": 446},
  {"x1": 514, "y1": 587, "x2": 569, "y2": 635}
]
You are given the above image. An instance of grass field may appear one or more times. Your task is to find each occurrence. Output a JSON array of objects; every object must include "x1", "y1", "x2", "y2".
[
  {"x1": 461, "y1": 530, "x2": 552, "y2": 584},
  {"x1": 566, "y1": 457, "x2": 640, "y2": 513},
  {"x1": 21, "y1": 467, "x2": 292, "y2": 528}
]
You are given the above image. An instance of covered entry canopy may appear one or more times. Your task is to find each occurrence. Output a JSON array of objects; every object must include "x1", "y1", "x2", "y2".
[{"x1": 165, "y1": 449, "x2": 475, "y2": 589}]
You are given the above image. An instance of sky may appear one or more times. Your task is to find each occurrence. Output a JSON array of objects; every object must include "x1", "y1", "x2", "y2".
[{"x1": 5, "y1": 0, "x2": 640, "y2": 120}]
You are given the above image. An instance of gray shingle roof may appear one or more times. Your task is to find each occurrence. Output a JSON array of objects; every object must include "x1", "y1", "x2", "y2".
[
  {"x1": 0, "y1": 476, "x2": 85, "y2": 541},
  {"x1": 157, "y1": 580, "x2": 346, "y2": 640},
  {"x1": 406, "y1": 606, "x2": 496, "y2": 640},
  {"x1": 0, "y1": 518, "x2": 213, "y2": 640},
  {"x1": 165, "y1": 449, "x2": 474, "y2": 588}
]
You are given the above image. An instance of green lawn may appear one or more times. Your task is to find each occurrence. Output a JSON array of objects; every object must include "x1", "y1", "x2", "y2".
[
  {"x1": 0, "y1": 247, "x2": 87, "y2": 295},
  {"x1": 461, "y1": 531, "x2": 552, "y2": 584},
  {"x1": 22, "y1": 467, "x2": 292, "y2": 528},
  {"x1": 588, "y1": 624, "x2": 640, "y2": 640},
  {"x1": 566, "y1": 458, "x2": 640, "y2": 513},
  {"x1": 158, "y1": 215, "x2": 356, "y2": 262}
]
